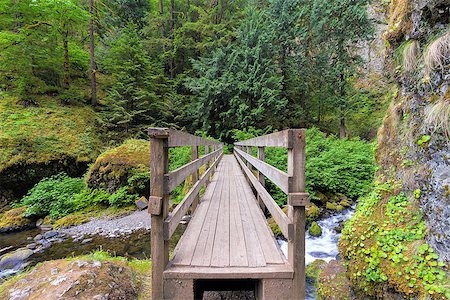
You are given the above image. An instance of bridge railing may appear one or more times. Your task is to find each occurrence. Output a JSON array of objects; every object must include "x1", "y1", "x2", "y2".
[
  {"x1": 148, "y1": 127, "x2": 223, "y2": 300},
  {"x1": 234, "y1": 129, "x2": 309, "y2": 299}
]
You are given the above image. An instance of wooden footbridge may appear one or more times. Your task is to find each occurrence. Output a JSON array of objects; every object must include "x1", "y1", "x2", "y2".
[{"x1": 148, "y1": 128, "x2": 309, "y2": 299}]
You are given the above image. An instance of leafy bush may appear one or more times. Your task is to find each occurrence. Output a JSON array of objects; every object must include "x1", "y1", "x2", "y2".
[
  {"x1": 18, "y1": 173, "x2": 86, "y2": 218},
  {"x1": 108, "y1": 186, "x2": 138, "y2": 207},
  {"x1": 231, "y1": 127, "x2": 375, "y2": 204},
  {"x1": 72, "y1": 188, "x2": 111, "y2": 210}
]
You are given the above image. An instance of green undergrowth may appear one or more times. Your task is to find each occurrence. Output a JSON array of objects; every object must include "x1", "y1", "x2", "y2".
[
  {"x1": 339, "y1": 181, "x2": 450, "y2": 299},
  {"x1": 232, "y1": 127, "x2": 375, "y2": 205},
  {"x1": 0, "y1": 95, "x2": 102, "y2": 172}
]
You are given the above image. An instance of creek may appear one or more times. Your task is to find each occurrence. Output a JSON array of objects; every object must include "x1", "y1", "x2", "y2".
[
  {"x1": 1, "y1": 206, "x2": 355, "y2": 300},
  {"x1": 277, "y1": 204, "x2": 356, "y2": 300}
]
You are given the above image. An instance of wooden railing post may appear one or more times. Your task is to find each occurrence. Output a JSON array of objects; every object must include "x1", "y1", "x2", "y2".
[
  {"x1": 287, "y1": 129, "x2": 307, "y2": 300},
  {"x1": 257, "y1": 146, "x2": 266, "y2": 211},
  {"x1": 191, "y1": 145, "x2": 199, "y2": 212},
  {"x1": 148, "y1": 129, "x2": 169, "y2": 300},
  {"x1": 205, "y1": 145, "x2": 210, "y2": 185}
]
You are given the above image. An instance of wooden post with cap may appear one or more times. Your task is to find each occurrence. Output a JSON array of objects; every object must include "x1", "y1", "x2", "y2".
[
  {"x1": 148, "y1": 128, "x2": 170, "y2": 300},
  {"x1": 287, "y1": 129, "x2": 308, "y2": 299}
]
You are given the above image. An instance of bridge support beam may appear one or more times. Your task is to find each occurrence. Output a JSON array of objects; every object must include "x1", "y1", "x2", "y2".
[{"x1": 287, "y1": 129, "x2": 307, "y2": 300}]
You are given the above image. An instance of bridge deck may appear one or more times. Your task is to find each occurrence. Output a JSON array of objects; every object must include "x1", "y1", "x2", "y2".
[{"x1": 164, "y1": 155, "x2": 293, "y2": 279}]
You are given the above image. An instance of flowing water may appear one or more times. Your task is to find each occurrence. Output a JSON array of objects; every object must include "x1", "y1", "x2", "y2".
[
  {"x1": 277, "y1": 204, "x2": 356, "y2": 300},
  {"x1": 1, "y1": 207, "x2": 355, "y2": 299}
]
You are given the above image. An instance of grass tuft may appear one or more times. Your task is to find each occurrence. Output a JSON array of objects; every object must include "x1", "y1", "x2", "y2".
[{"x1": 423, "y1": 31, "x2": 450, "y2": 77}]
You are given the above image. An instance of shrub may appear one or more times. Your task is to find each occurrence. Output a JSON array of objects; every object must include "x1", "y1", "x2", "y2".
[
  {"x1": 107, "y1": 186, "x2": 138, "y2": 207},
  {"x1": 18, "y1": 173, "x2": 85, "y2": 218}
]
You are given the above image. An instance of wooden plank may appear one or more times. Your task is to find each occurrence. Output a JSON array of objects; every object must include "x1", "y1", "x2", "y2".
[
  {"x1": 170, "y1": 168, "x2": 220, "y2": 266},
  {"x1": 149, "y1": 137, "x2": 169, "y2": 300},
  {"x1": 194, "y1": 159, "x2": 226, "y2": 266},
  {"x1": 148, "y1": 127, "x2": 221, "y2": 147},
  {"x1": 164, "y1": 264, "x2": 294, "y2": 279},
  {"x1": 165, "y1": 148, "x2": 222, "y2": 193},
  {"x1": 238, "y1": 175, "x2": 285, "y2": 264},
  {"x1": 235, "y1": 130, "x2": 291, "y2": 148},
  {"x1": 210, "y1": 163, "x2": 230, "y2": 267},
  {"x1": 229, "y1": 166, "x2": 249, "y2": 267},
  {"x1": 164, "y1": 152, "x2": 223, "y2": 240},
  {"x1": 234, "y1": 147, "x2": 289, "y2": 194},
  {"x1": 234, "y1": 152, "x2": 293, "y2": 240},
  {"x1": 235, "y1": 175, "x2": 266, "y2": 267}
]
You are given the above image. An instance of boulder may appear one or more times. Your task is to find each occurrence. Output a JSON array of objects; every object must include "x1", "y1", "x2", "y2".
[
  {"x1": 0, "y1": 207, "x2": 34, "y2": 233},
  {"x1": 0, "y1": 248, "x2": 33, "y2": 271},
  {"x1": 317, "y1": 260, "x2": 353, "y2": 300},
  {"x1": 135, "y1": 196, "x2": 148, "y2": 210},
  {"x1": 309, "y1": 221, "x2": 323, "y2": 237}
]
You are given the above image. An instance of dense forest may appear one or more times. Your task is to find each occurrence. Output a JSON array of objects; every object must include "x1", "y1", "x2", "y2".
[{"x1": 0, "y1": 0, "x2": 449, "y2": 299}]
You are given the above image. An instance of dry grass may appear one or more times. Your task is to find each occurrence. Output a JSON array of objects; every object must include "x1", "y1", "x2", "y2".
[
  {"x1": 424, "y1": 31, "x2": 450, "y2": 76},
  {"x1": 424, "y1": 93, "x2": 450, "y2": 138},
  {"x1": 403, "y1": 40, "x2": 420, "y2": 72}
]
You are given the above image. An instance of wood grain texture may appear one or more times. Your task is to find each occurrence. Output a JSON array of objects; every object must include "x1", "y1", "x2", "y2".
[
  {"x1": 148, "y1": 127, "x2": 222, "y2": 147},
  {"x1": 165, "y1": 148, "x2": 222, "y2": 193},
  {"x1": 234, "y1": 129, "x2": 291, "y2": 148},
  {"x1": 234, "y1": 152, "x2": 293, "y2": 240},
  {"x1": 234, "y1": 147, "x2": 290, "y2": 194}
]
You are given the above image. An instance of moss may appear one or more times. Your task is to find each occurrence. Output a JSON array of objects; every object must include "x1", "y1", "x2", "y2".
[
  {"x1": 309, "y1": 221, "x2": 322, "y2": 237},
  {"x1": 325, "y1": 202, "x2": 337, "y2": 210},
  {"x1": 53, "y1": 214, "x2": 90, "y2": 229},
  {"x1": 306, "y1": 203, "x2": 320, "y2": 222},
  {"x1": 339, "y1": 183, "x2": 450, "y2": 299},
  {"x1": 268, "y1": 206, "x2": 288, "y2": 237},
  {"x1": 306, "y1": 259, "x2": 327, "y2": 282},
  {"x1": 317, "y1": 260, "x2": 352, "y2": 300},
  {"x1": 0, "y1": 96, "x2": 103, "y2": 200},
  {"x1": 0, "y1": 206, "x2": 33, "y2": 232},
  {"x1": 86, "y1": 139, "x2": 150, "y2": 195},
  {"x1": 339, "y1": 199, "x2": 352, "y2": 208}
]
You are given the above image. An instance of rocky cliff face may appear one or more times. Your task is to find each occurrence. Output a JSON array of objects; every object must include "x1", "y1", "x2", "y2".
[
  {"x1": 378, "y1": 0, "x2": 449, "y2": 261},
  {"x1": 338, "y1": 0, "x2": 449, "y2": 298}
]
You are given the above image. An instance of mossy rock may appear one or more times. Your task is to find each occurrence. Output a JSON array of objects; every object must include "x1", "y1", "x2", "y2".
[
  {"x1": 306, "y1": 259, "x2": 327, "y2": 283},
  {"x1": 317, "y1": 260, "x2": 352, "y2": 300},
  {"x1": 309, "y1": 221, "x2": 322, "y2": 237},
  {"x1": 268, "y1": 206, "x2": 288, "y2": 237},
  {"x1": 0, "y1": 96, "x2": 103, "y2": 202},
  {"x1": 86, "y1": 139, "x2": 150, "y2": 195},
  {"x1": 0, "y1": 206, "x2": 34, "y2": 233},
  {"x1": 339, "y1": 199, "x2": 352, "y2": 208},
  {"x1": 306, "y1": 203, "x2": 321, "y2": 222},
  {"x1": 53, "y1": 214, "x2": 90, "y2": 229},
  {"x1": 326, "y1": 202, "x2": 337, "y2": 210}
]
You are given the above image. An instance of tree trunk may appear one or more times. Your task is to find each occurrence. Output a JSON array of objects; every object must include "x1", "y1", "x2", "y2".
[
  {"x1": 159, "y1": 0, "x2": 165, "y2": 51},
  {"x1": 89, "y1": 0, "x2": 97, "y2": 106},
  {"x1": 169, "y1": 0, "x2": 175, "y2": 78},
  {"x1": 63, "y1": 29, "x2": 70, "y2": 89},
  {"x1": 339, "y1": 115, "x2": 346, "y2": 138},
  {"x1": 186, "y1": 0, "x2": 190, "y2": 21}
]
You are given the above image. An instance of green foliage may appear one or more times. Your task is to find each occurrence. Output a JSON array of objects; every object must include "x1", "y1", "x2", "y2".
[
  {"x1": 340, "y1": 183, "x2": 450, "y2": 298},
  {"x1": 231, "y1": 127, "x2": 374, "y2": 204},
  {"x1": 417, "y1": 135, "x2": 431, "y2": 146},
  {"x1": 107, "y1": 186, "x2": 138, "y2": 207},
  {"x1": 18, "y1": 173, "x2": 86, "y2": 218},
  {"x1": 72, "y1": 188, "x2": 111, "y2": 210}
]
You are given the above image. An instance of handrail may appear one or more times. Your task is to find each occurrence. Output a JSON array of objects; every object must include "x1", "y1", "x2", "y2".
[
  {"x1": 148, "y1": 127, "x2": 223, "y2": 300},
  {"x1": 164, "y1": 152, "x2": 223, "y2": 240},
  {"x1": 149, "y1": 127, "x2": 222, "y2": 147},
  {"x1": 234, "y1": 147, "x2": 290, "y2": 194},
  {"x1": 165, "y1": 148, "x2": 222, "y2": 193},
  {"x1": 233, "y1": 128, "x2": 308, "y2": 298},
  {"x1": 234, "y1": 129, "x2": 292, "y2": 148},
  {"x1": 234, "y1": 152, "x2": 293, "y2": 239}
]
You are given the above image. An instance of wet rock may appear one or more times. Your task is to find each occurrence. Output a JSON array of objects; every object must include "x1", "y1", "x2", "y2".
[
  {"x1": 0, "y1": 248, "x2": 33, "y2": 271},
  {"x1": 135, "y1": 196, "x2": 148, "y2": 210},
  {"x1": 40, "y1": 225, "x2": 53, "y2": 231},
  {"x1": 81, "y1": 238, "x2": 93, "y2": 244},
  {"x1": 317, "y1": 260, "x2": 353, "y2": 300},
  {"x1": 36, "y1": 219, "x2": 44, "y2": 227},
  {"x1": 44, "y1": 231, "x2": 57, "y2": 239},
  {"x1": 33, "y1": 234, "x2": 43, "y2": 241},
  {"x1": 26, "y1": 243, "x2": 37, "y2": 250},
  {"x1": 309, "y1": 221, "x2": 323, "y2": 237}
]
